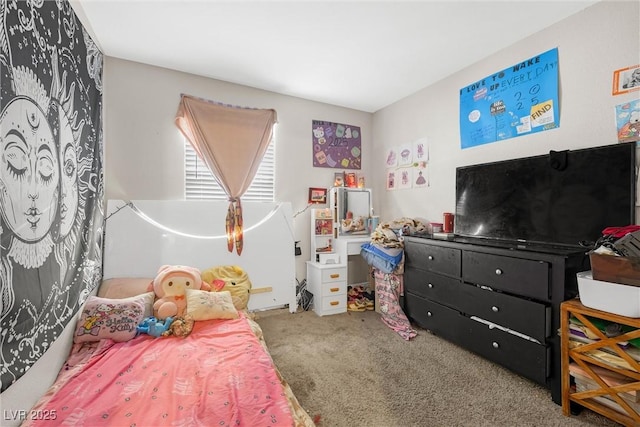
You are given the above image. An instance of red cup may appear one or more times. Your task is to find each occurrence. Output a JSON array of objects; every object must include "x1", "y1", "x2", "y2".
[{"x1": 443, "y1": 213, "x2": 454, "y2": 233}]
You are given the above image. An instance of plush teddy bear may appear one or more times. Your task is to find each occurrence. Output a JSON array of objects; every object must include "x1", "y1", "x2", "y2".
[
  {"x1": 162, "y1": 314, "x2": 195, "y2": 338},
  {"x1": 201, "y1": 265, "x2": 252, "y2": 310},
  {"x1": 148, "y1": 265, "x2": 211, "y2": 319}
]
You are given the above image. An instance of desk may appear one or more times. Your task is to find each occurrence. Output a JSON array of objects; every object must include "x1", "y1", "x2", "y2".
[{"x1": 334, "y1": 236, "x2": 371, "y2": 288}]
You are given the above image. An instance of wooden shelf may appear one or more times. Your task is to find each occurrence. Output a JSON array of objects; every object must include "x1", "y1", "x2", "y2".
[
  {"x1": 561, "y1": 299, "x2": 640, "y2": 426},
  {"x1": 310, "y1": 208, "x2": 334, "y2": 262}
]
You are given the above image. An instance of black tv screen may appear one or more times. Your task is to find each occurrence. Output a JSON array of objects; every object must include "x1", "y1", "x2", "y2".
[{"x1": 455, "y1": 142, "x2": 636, "y2": 248}]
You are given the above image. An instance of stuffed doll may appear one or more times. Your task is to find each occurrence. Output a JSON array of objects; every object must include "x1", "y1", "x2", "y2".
[
  {"x1": 201, "y1": 265, "x2": 252, "y2": 310},
  {"x1": 148, "y1": 265, "x2": 211, "y2": 319}
]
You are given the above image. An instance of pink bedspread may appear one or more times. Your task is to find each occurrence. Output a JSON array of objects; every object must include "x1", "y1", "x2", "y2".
[{"x1": 25, "y1": 314, "x2": 294, "y2": 426}]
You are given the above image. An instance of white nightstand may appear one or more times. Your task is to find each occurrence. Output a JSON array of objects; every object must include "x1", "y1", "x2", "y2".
[{"x1": 306, "y1": 261, "x2": 348, "y2": 316}]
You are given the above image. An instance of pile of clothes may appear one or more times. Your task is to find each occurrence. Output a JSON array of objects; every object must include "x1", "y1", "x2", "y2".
[
  {"x1": 360, "y1": 217, "x2": 428, "y2": 273},
  {"x1": 359, "y1": 218, "x2": 428, "y2": 341}
]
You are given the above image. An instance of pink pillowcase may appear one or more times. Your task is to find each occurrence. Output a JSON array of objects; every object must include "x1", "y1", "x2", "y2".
[
  {"x1": 74, "y1": 293, "x2": 154, "y2": 343},
  {"x1": 98, "y1": 277, "x2": 154, "y2": 299}
]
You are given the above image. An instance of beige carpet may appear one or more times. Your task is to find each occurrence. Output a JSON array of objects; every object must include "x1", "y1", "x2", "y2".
[{"x1": 255, "y1": 308, "x2": 620, "y2": 427}]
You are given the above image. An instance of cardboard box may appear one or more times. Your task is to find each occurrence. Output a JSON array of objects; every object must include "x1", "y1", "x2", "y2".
[
  {"x1": 590, "y1": 252, "x2": 640, "y2": 287},
  {"x1": 577, "y1": 271, "x2": 640, "y2": 317}
]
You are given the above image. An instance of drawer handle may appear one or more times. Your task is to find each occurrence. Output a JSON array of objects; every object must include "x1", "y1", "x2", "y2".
[
  {"x1": 491, "y1": 306, "x2": 499, "y2": 312},
  {"x1": 330, "y1": 274, "x2": 340, "y2": 279},
  {"x1": 330, "y1": 301, "x2": 339, "y2": 306},
  {"x1": 330, "y1": 287, "x2": 340, "y2": 292},
  {"x1": 495, "y1": 268, "x2": 503, "y2": 275},
  {"x1": 428, "y1": 255, "x2": 434, "y2": 260},
  {"x1": 427, "y1": 283, "x2": 433, "y2": 288},
  {"x1": 492, "y1": 342, "x2": 500, "y2": 349},
  {"x1": 427, "y1": 311, "x2": 433, "y2": 317}
]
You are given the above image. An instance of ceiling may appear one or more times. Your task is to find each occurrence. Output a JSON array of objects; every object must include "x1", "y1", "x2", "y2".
[{"x1": 75, "y1": 0, "x2": 600, "y2": 113}]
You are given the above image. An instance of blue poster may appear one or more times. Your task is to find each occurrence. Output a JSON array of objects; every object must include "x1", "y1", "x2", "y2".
[{"x1": 459, "y1": 48, "x2": 560, "y2": 149}]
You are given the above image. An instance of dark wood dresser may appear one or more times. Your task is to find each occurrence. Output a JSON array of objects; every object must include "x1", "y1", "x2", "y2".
[{"x1": 403, "y1": 235, "x2": 589, "y2": 404}]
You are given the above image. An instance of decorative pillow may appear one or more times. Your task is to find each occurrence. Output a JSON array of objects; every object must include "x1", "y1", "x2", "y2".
[
  {"x1": 186, "y1": 289, "x2": 239, "y2": 321},
  {"x1": 97, "y1": 277, "x2": 154, "y2": 299},
  {"x1": 74, "y1": 292, "x2": 155, "y2": 343}
]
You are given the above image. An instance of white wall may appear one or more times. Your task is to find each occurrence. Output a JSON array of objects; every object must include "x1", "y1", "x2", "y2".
[
  {"x1": 372, "y1": 0, "x2": 640, "y2": 224},
  {"x1": 102, "y1": 58, "x2": 373, "y2": 283},
  {"x1": 102, "y1": 1, "x2": 638, "y2": 282},
  {"x1": 2, "y1": 3, "x2": 637, "y2": 421}
]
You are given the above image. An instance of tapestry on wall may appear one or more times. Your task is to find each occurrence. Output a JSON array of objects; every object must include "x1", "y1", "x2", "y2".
[
  {"x1": 0, "y1": 0, "x2": 104, "y2": 392},
  {"x1": 459, "y1": 47, "x2": 560, "y2": 149},
  {"x1": 312, "y1": 119, "x2": 362, "y2": 169}
]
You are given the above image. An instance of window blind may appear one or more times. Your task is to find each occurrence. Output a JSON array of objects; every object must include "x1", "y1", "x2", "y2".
[{"x1": 185, "y1": 139, "x2": 275, "y2": 201}]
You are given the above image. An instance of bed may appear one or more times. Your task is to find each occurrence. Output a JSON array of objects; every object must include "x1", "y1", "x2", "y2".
[
  {"x1": 18, "y1": 199, "x2": 313, "y2": 426},
  {"x1": 22, "y1": 275, "x2": 315, "y2": 426}
]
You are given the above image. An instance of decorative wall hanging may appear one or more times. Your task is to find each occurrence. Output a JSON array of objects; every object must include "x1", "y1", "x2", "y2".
[
  {"x1": 0, "y1": 0, "x2": 104, "y2": 391},
  {"x1": 312, "y1": 120, "x2": 361, "y2": 169},
  {"x1": 613, "y1": 64, "x2": 640, "y2": 95},
  {"x1": 385, "y1": 137, "x2": 429, "y2": 191},
  {"x1": 459, "y1": 48, "x2": 560, "y2": 149},
  {"x1": 616, "y1": 99, "x2": 640, "y2": 143},
  {"x1": 308, "y1": 187, "x2": 327, "y2": 204}
]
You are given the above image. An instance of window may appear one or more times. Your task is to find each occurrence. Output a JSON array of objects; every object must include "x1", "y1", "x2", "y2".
[{"x1": 184, "y1": 139, "x2": 275, "y2": 201}]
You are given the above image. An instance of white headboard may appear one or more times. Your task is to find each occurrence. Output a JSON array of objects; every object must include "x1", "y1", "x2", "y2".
[{"x1": 104, "y1": 200, "x2": 296, "y2": 313}]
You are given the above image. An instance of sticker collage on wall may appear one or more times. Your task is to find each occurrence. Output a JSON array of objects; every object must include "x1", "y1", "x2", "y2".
[{"x1": 312, "y1": 120, "x2": 362, "y2": 170}]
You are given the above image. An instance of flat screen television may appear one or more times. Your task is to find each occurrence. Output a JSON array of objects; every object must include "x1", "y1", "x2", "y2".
[{"x1": 454, "y1": 142, "x2": 636, "y2": 250}]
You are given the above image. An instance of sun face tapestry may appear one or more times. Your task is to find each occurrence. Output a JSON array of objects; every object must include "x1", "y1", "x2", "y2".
[{"x1": 0, "y1": 0, "x2": 104, "y2": 392}]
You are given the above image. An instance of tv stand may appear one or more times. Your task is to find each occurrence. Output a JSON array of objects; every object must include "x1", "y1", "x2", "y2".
[{"x1": 403, "y1": 236, "x2": 589, "y2": 404}]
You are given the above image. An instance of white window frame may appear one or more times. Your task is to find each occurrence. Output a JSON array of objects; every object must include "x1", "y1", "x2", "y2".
[{"x1": 184, "y1": 138, "x2": 275, "y2": 202}]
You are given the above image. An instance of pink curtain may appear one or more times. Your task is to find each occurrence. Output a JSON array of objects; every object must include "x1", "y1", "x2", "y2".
[{"x1": 175, "y1": 94, "x2": 277, "y2": 255}]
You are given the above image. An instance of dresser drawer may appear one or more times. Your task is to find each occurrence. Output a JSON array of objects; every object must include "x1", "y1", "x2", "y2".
[
  {"x1": 462, "y1": 251, "x2": 550, "y2": 301},
  {"x1": 465, "y1": 318, "x2": 549, "y2": 385},
  {"x1": 405, "y1": 293, "x2": 476, "y2": 350},
  {"x1": 455, "y1": 283, "x2": 550, "y2": 342},
  {"x1": 317, "y1": 295, "x2": 347, "y2": 314},
  {"x1": 404, "y1": 268, "x2": 463, "y2": 310},
  {"x1": 405, "y1": 293, "x2": 548, "y2": 385},
  {"x1": 319, "y1": 281, "x2": 347, "y2": 296},
  {"x1": 321, "y1": 267, "x2": 347, "y2": 283},
  {"x1": 405, "y1": 241, "x2": 461, "y2": 277}
]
